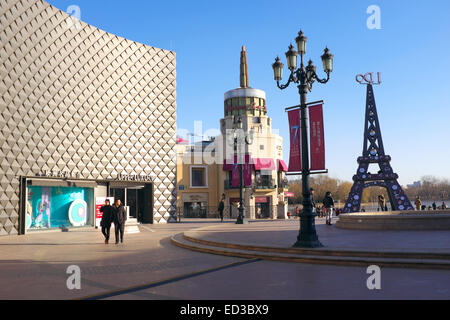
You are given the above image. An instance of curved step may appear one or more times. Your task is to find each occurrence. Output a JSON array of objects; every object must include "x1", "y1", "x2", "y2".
[
  {"x1": 171, "y1": 233, "x2": 450, "y2": 270},
  {"x1": 182, "y1": 232, "x2": 450, "y2": 261}
]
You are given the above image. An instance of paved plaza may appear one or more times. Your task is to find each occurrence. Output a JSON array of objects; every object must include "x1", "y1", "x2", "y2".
[{"x1": 0, "y1": 218, "x2": 448, "y2": 300}]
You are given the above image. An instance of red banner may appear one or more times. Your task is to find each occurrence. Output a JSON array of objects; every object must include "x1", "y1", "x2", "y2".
[
  {"x1": 232, "y1": 155, "x2": 252, "y2": 187},
  {"x1": 288, "y1": 109, "x2": 302, "y2": 172},
  {"x1": 309, "y1": 104, "x2": 325, "y2": 171},
  {"x1": 232, "y1": 159, "x2": 240, "y2": 187},
  {"x1": 243, "y1": 155, "x2": 252, "y2": 187}
]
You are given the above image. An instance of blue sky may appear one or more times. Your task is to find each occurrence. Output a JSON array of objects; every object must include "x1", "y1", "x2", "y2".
[{"x1": 48, "y1": 0, "x2": 450, "y2": 185}]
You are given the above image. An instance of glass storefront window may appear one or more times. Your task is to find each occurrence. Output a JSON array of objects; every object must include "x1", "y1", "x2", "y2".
[{"x1": 26, "y1": 186, "x2": 94, "y2": 230}]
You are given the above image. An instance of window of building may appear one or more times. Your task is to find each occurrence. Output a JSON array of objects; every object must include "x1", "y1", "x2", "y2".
[
  {"x1": 191, "y1": 166, "x2": 207, "y2": 188},
  {"x1": 253, "y1": 117, "x2": 261, "y2": 124}
]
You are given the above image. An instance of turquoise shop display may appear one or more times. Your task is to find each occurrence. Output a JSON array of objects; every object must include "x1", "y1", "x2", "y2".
[{"x1": 27, "y1": 186, "x2": 93, "y2": 230}]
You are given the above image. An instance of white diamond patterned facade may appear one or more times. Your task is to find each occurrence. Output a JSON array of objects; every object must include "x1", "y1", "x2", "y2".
[{"x1": 0, "y1": 0, "x2": 177, "y2": 235}]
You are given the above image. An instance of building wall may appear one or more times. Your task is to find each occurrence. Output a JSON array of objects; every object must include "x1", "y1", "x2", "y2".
[
  {"x1": 0, "y1": 0, "x2": 177, "y2": 235},
  {"x1": 176, "y1": 145, "x2": 220, "y2": 215}
]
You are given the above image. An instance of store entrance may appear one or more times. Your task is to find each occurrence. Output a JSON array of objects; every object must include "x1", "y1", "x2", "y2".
[
  {"x1": 110, "y1": 183, "x2": 153, "y2": 223},
  {"x1": 255, "y1": 197, "x2": 271, "y2": 219}
]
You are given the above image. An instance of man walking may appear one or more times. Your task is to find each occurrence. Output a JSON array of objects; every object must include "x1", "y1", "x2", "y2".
[
  {"x1": 100, "y1": 199, "x2": 113, "y2": 244},
  {"x1": 112, "y1": 199, "x2": 127, "y2": 244},
  {"x1": 218, "y1": 198, "x2": 225, "y2": 222},
  {"x1": 323, "y1": 191, "x2": 335, "y2": 225}
]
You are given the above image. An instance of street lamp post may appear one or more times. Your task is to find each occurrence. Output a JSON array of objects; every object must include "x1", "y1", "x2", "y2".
[
  {"x1": 234, "y1": 116, "x2": 253, "y2": 224},
  {"x1": 272, "y1": 29, "x2": 334, "y2": 248}
]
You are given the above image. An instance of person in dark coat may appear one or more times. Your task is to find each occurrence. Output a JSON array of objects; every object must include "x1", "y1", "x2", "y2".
[
  {"x1": 323, "y1": 191, "x2": 335, "y2": 225},
  {"x1": 218, "y1": 199, "x2": 225, "y2": 222},
  {"x1": 112, "y1": 199, "x2": 127, "y2": 244},
  {"x1": 100, "y1": 199, "x2": 113, "y2": 244}
]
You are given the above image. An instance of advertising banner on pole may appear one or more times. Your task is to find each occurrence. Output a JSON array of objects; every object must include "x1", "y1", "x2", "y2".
[
  {"x1": 231, "y1": 155, "x2": 252, "y2": 187},
  {"x1": 287, "y1": 109, "x2": 302, "y2": 172},
  {"x1": 309, "y1": 104, "x2": 326, "y2": 171},
  {"x1": 243, "y1": 155, "x2": 252, "y2": 187}
]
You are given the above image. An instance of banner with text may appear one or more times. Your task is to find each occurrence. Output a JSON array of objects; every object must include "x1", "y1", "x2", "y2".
[
  {"x1": 309, "y1": 104, "x2": 326, "y2": 171},
  {"x1": 288, "y1": 109, "x2": 302, "y2": 172}
]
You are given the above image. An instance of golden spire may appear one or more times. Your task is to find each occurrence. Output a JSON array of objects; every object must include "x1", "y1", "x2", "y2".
[{"x1": 240, "y1": 46, "x2": 249, "y2": 88}]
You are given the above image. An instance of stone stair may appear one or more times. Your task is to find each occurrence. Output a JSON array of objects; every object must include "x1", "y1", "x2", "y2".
[{"x1": 171, "y1": 232, "x2": 450, "y2": 270}]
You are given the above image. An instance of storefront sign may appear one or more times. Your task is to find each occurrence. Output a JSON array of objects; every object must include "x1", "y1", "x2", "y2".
[
  {"x1": 356, "y1": 72, "x2": 381, "y2": 85},
  {"x1": 36, "y1": 170, "x2": 81, "y2": 179},
  {"x1": 309, "y1": 104, "x2": 326, "y2": 171},
  {"x1": 116, "y1": 174, "x2": 152, "y2": 182}
]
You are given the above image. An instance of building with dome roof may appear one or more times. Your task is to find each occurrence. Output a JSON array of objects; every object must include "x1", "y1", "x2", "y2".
[{"x1": 177, "y1": 47, "x2": 289, "y2": 219}]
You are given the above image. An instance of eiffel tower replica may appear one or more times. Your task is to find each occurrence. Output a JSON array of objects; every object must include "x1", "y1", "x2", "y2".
[{"x1": 343, "y1": 84, "x2": 413, "y2": 213}]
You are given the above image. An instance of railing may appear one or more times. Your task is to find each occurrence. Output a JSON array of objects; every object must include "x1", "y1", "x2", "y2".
[
  {"x1": 224, "y1": 179, "x2": 277, "y2": 190},
  {"x1": 254, "y1": 179, "x2": 277, "y2": 189},
  {"x1": 176, "y1": 205, "x2": 281, "y2": 221},
  {"x1": 278, "y1": 181, "x2": 289, "y2": 189}
]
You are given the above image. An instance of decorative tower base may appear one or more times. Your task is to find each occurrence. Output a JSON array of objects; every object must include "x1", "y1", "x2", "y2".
[{"x1": 344, "y1": 84, "x2": 413, "y2": 213}]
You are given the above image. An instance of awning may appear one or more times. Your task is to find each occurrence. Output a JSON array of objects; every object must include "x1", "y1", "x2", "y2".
[
  {"x1": 223, "y1": 155, "x2": 252, "y2": 171},
  {"x1": 278, "y1": 159, "x2": 288, "y2": 172},
  {"x1": 284, "y1": 192, "x2": 295, "y2": 198},
  {"x1": 253, "y1": 158, "x2": 276, "y2": 171}
]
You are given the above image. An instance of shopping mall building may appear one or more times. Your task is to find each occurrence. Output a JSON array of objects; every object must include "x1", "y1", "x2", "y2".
[{"x1": 0, "y1": 0, "x2": 177, "y2": 235}]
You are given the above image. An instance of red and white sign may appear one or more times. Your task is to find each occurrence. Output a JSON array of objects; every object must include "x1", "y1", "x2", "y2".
[
  {"x1": 287, "y1": 109, "x2": 302, "y2": 172},
  {"x1": 95, "y1": 197, "x2": 114, "y2": 227},
  {"x1": 309, "y1": 104, "x2": 326, "y2": 171}
]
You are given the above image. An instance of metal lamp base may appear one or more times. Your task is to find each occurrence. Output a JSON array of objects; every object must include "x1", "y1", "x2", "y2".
[
  {"x1": 293, "y1": 238, "x2": 324, "y2": 248},
  {"x1": 236, "y1": 217, "x2": 249, "y2": 225}
]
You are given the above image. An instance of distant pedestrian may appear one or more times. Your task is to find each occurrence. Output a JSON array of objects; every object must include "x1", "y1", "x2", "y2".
[
  {"x1": 100, "y1": 199, "x2": 113, "y2": 244},
  {"x1": 432, "y1": 202, "x2": 437, "y2": 210},
  {"x1": 112, "y1": 199, "x2": 127, "y2": 244},
  {"x1": 218, "y1": 198, "x2": 225, "y2": 222},
  {"x1": 378, "y1": 195, "x2": 386, "y2": 212},
  {"x1": 310, "y1": 188, "x2": 316, "y2": 215},
  {"x1": 442, "y1": 202, "x2": 447, "y2": 210},
  {"x1": 323, "y1": 191, "x2": 335, "y2": 225},
  {"x1": 414, "y1": 196, "x2": 422, "y2": 211},
  {"x1": 295, "y1": 206, "x2": 300, "y2": 217}
]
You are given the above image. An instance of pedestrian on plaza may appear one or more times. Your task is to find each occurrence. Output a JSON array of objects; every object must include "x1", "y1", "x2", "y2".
[
  {"x1": 295, "y1": 206, "x2": 300, "y2": 217},
  {"x1": 100, "y1": 199, "x2": 113, "y2": 244},
  {"x1": 442, "y1": 202, "x2": 447, "y2": 210},
  {"x1": 310, "y1": 188, "x2": 316, "y2": 215},
  {"x1": 432, "y1": 202, "x2": 437, "y2": 211},
  {"x1": 218, "y1": 198, "x2": 225, "y2": 222},
  {"x1": 323, "y1": 191, "x2": 335, "y2": 225},
  {"x1": 378, "y1": 195, "x2": 386, "y2": 212},
  {"x1": 112, "y1": 199, "x2": 127, "y2": 244},
  {"x1": 414, "y1": 196, "x2": 422, "y2": 211}
]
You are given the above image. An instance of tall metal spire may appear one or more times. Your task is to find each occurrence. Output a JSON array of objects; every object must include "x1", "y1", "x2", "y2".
[{"x1": 240, "y1": 46, "x2": 249, "y2": 88}]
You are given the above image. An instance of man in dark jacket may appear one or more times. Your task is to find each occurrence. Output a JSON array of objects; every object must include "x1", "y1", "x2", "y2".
[
  {"x1": 218, "y1": 199, "x2": 225, "y2": 222},
  {"x1": 100, "y1": 199, "x2": 113, "y2": 244},
  {"x1": 112, "y1": 199, "x2": 127, "y2": 244},
  {"x1": 323, "y1": 191, "x2": 335, "y2": 225}
]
